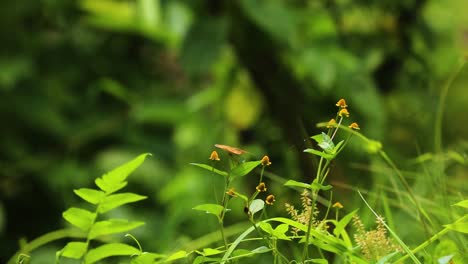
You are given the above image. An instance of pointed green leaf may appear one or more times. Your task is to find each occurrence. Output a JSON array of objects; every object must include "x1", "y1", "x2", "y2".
[
  {"x1": 74, "y1": 188, "x2": 105, "y2": 204},
  {"x1": 231, "y1": 161, "x2": 262, "y2": 177},
  {"x1": 453, "y1": 200, "x2": 468, "y2": 209},
  {"x1": 63, "y1": 207, "x2": 96, "y2": 231},
  {"x1": 88, "y1": 219, "x2": 145, "y2": 240},
  {"x1": 332, "y1": 140, "x2": 345, "y2": 154},
  {"x1": 310, "y1": 181, "x2": 333, "y2": 191},
  {"x1": 95, "y1": 178, "x2": 128, "y2": 194},
  {"x1": 98, "y1": 193, "x2": 147, "y2": 213},
  {"x1": 84, "y1": 243, "x2": 140, "y2": 264},
  {"x1": 250, "y1": 246, "x2": 270, "y2": 254},
  {"x1": 249, "y1": 199, "x2": 264, "y2": 216},
  {"x1": 131, "y1": 252, "x2": 165, "y2": 264},
  {"x1": 60, "y1": 242, "x2": 88, "y2": 259},
  {"x1": 333, "y1": 209, "x2": 358, "y2": 237},
  {"x1": 304, "y1": 148, "x2": 334, "y2": 160},
  {"x1": 166, "y1": 250, "x2": 187, "y2": 261},
  {"x1": 96, "y1": 153, "x2": 150, "y2": 194},
  {"x1": 190, "y1": 163, "x2": 228, "y2": 176},
  {"x1": 284, "y1": 180, "x2": 311, "y2": 189},
  {"x1": 193, "y1": 204, "x2": 224, "y2": 218},
  {"x1": 444, "y1": 222, "x2": 468, "y2": 234},
  {"x1": 273, "y1": 224, "x2": 291, "y2": 240},
  {"x1": 311, "y1": 133, "x2": 325, "y2": 144},
  {"x1": 202, "y1": 248, "x2": 224, "y2": 256},
  {"x1": 259, "y1": 222, "x2": 274, "y2": 234}
]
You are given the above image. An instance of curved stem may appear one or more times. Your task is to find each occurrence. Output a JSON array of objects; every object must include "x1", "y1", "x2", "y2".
[{"x1": 7, "y1": 228, "x2": 86, "y2": 264}]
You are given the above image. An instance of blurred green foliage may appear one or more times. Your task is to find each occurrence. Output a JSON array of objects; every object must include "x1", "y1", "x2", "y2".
[{"x1": 0, "y1": 0, "x2": 467, "y2": 263}]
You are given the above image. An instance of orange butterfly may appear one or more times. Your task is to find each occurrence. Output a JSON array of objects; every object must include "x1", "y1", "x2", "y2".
[{"x1": 215, "y1": 144, "x2": 248, "y2": 155}]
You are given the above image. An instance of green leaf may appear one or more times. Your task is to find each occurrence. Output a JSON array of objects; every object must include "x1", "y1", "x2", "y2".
[
  {"x1": 333, "y1": 209, "x2": 358, "y2": 237},
  {"x1": 95, "y1": 179, "x2": 127, "y2": 194},
  {"x1": 259, "y1": 222, "x2": 290, "y2": 240},
  {"x1": 284, "y1": 180, "x2": 310, "y2": 189},
  {"x1": 310, "y1": 180, "x2": 333, "y2": 191},
  {"x1": 63, "y1": 207, "x2": 96, "y2": 231},
  {"x1": 193, "y1": 204, "x2": 224, "y2": 219},
  {"x1": 84, "y1": 243, "x2": 140, "y2": 264},
  {"x1": 284, "y1": 180, "x2": 332, "y2": 191},
  {"x1": 444, "y1": 222, "x2": 468, "y2": 234},
  {"x1": 304, "y1": 148, "x2": 334, "y2": 160},
  {"x1": 60, "y1": 242, "x2": 88, "y2": 259},
  {"x1": 131, "y1": 252, "x2": 165, "y2": 264},
  {"x1": 259, "y1": 222, "x2": 274, "y2": 234},
  {"x1": 166, "y1": 250, "x2": 187, "y2": 261},
  {"x1": 332, "y1": 140, "x2": 345, "y2": 154},
  {"x1": 249, "y1": 199, "x2": 265, "y2": 216},
  {"x1": 190, "y1": 163, "x2": 228, "y2": 176},
  {"x1": 202, "y1": 248, "x2": 224, "y2": 256},
  {"x1": 98, "y1": 192, "x2": 147, "y2": 213},
  {"x1": 311, "y1": 133, "x2": 325, "y2": 144},
  {"x1": 250, "y1": 246, "x2": 270, "y2": 254},
  {"x1": 74, "y1": 188, "x2": 105, "y2": 204},
  {"x1": 88, "y1": 219, "x2": 145, "y2": 240},
  {"x1": 453, "y1": 200, "x2": 468, "y2": 209},
  {"x1": 231, "y1": 161, "x2": 262, "y2": 178},
  {"x1": 95, "y1": 153, "x2": 151, "y2": 194}
]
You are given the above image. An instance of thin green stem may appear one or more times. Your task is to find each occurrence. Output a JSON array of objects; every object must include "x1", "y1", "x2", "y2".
[
  {"x1": 394, "y1": 214, "x2": 468, "y2": 263},
  {"x1": 434, "y1": 59, "x2": 466, "y2": 153},
  {"x1": 7, "y1": 229, "x2": 86, "y2": 264}
]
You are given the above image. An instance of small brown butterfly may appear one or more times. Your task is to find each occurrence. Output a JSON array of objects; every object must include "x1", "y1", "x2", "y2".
[{"x1": 215, "y1": 144, "x2": 248, "y2": 155}]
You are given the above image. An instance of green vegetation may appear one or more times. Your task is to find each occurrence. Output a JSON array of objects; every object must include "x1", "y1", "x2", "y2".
[
  {"x1": 6, "y1": 99, "x2": 468, "y2": 263},
  {"x1": 1, "y1": 0, "x2": 467, "y2": 263}
]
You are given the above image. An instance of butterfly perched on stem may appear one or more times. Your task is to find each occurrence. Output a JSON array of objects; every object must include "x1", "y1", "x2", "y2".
[{"x1": 215, "y1": 144, "x2": 248, "y2": 155}]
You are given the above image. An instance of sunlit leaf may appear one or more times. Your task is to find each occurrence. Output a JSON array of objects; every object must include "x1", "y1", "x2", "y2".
[
  {"x1": 453, "y1": 200, "x2": 468, "y2": 209},
  {"x1": 74, "y1": 188, "x2": 105, "y2": 204},
  {"x1": 166, "y1": 250, "x2": 187, "y2": 261},
  {"x1": 84, "y1": 243, "x2": 140, "y2": 264},
  {"x1": 63, "y1": 207, "x2": 96, "y2": 231},
  {"x1": 310, "y1": 181, "x2": 333, "y2": 191},
  {"x1": 193, "y1": 204, "x2": 224, "y2": 218},
  {"x1": 438, "y1": 255, "x2": 454, "y2": 264},
  {"x1": 444, "y1": 222, "x2": 468, "y2": 234},
  {"x1": 304, "y1": 148, "x2": 334, "y2": 160},
  {"x1": 231, "y1": 161, "x2": 262, "y2": 178},
  {"x1": 249, "y1": 199, "x2": 264, "y2": 216},
  {"x1": 88, "y1": 219, "x2": 145, "y2": 239},
  {"x1": 333, "y1": 209, "x2": 358, "y2": 237},
  {"x1": 98, "y1": 192, "x2": 147, "y2": 213},
  {"x1": 273, "y1": 224, "x2": 291, "y2": 240},
  {"x1": 202, "y1": 248, "x2": 224, "y2": 256},
  {"x1": 250, "y1": 246, "x2": 270, "y2": 254},
  {"x1": 284, "y1": 180, "x2": 310, "y2": 189},
  {"x1": 60, "y1": 242, "x2": 88, "y2": 259},
  {"x1": 96, "y1": 153, "x2": 151, "y2": 194},
  {"x1": 190, "y1": 163, "x2": 228, "y2": 176}
]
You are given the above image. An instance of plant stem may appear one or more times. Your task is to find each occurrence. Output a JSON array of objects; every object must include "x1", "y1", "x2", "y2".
[
  {"x1": 394, "y1": 214, "x2": 468, "y2": 263},
  {"x1": 7, "y1": 229, "x2": 86, "y2": 264}
]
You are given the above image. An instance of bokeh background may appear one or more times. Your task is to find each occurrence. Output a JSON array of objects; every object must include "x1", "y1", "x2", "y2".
[{"x1": 1, "y1": 0, "x2": 467, "y2": 262}]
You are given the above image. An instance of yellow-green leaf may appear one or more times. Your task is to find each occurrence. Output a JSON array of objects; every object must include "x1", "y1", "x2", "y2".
[
  {"x1": 98, "y1": 192, "x2": 147, "y2": 213},
  {"x1": 63, "y1": 207, "x2": 96, "y2": 231},
  {"x1": 74, "y1": 188, "x2": 105, "y2": 204},
  {"x1": 84, "y1": 243, "x2": 140, "y2": 264},
  {"x1": 88, "y1": 219, "x2": 145, "y2": 240},
  {"x1": 60, "y1": 242, "x2": 88, "y2": 259}
]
